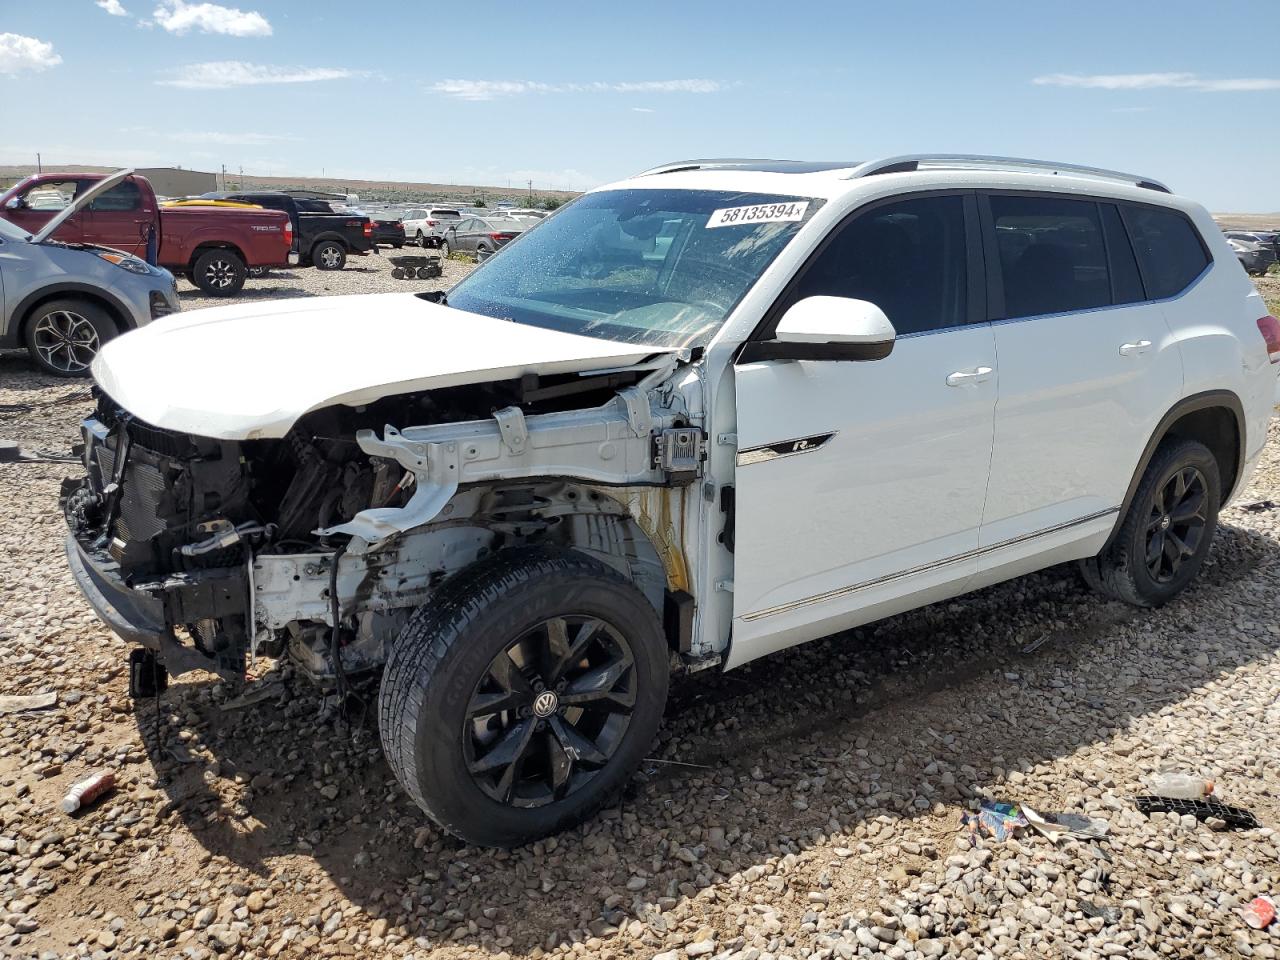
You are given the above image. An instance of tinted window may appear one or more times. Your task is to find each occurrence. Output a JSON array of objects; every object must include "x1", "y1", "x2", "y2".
[
  {"x1": 1123, "y1": 206, "x2": 1210, "y2": 299},
  {"x1": 1100, "y1": 203, "x2": 1144, "y2": 304},
  {"x1": 431, "y1": 209, "x2": 461, "y2": 219},
  {"x1": 991, "y1": 195, "x2": 1109, "y2": 319},
  {"x1": 89, "y1": 181, "x2": 141, "y2": 212},
  {"x1": 791, "y1": 195, "x2": 968, "y2": 335}
]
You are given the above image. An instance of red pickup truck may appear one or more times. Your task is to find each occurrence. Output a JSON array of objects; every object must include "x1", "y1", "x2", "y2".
[{"x1": 0, "y1": 171, "x2": 293, "y2": 297}]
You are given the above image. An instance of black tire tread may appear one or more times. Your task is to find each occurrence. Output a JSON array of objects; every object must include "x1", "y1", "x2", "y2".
[
  {"x1": 23, "y1": 297, "x2": 118, "y2": 378},
  {"x1": 378, "y1": 546, "x2": 664, "y2": 843},
  {"x1": 1096, "y1": 438, "x2": 1220, "y2": 607}
]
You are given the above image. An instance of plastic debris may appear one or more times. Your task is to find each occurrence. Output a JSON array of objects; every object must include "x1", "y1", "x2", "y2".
[
  {"x1": 60, "y1": 771, "x2": 115, "y2": 814},
  {"x1": 0, "y1": 691, "x2": 57, "y2": 715},
  {"x1": 1239, "y1": 896, "x2": 1276, "y2": 930},
  {"x1": 1079, "y1": 901, "x2": 1121, "y2": 924},
  {"x1": 1133, "y1": 795, "x2": 1260, "y2": 830},
  {"x1": 219, "y1": 681, "x2": 284, "y2": 712},
  {"x1": 1146, "y1": 772, "x2": 1214, "y2": 799},
  {"x1": 960, "y1": 801, "x2": 1027, "y2": 843},
  {"x1": 1021, "y1": 804, "x2": 1110, "y2": 843},
  {"x1": 1240, "y1": 499, "x2": 1278, "y2": 513}
]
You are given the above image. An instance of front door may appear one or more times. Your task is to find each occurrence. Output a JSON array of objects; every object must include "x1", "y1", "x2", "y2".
[
  {"x1": 80, "y1": 178, "x2": 151, "y2": 257},
  {"x1": 6, "y1": 180, "x2": 83, "y2": 243},
  {"x1": 729, "y1": 193, "x2": 997, "y2": 665}
]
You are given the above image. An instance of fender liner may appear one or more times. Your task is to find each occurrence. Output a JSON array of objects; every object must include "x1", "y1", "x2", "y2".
[
  {"x1": 1104, "y1": 389, "x2": 1245, "y2": 550},
  {"x1": 7, "y1": 283, "x2": 137, "y2": 346}
]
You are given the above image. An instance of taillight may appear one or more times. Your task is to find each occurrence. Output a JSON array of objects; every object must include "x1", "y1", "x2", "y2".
[
  {"x1": 284, "y1": 220, "x2": 293, "y2": 247},
  {"x1": 426, "y1": 219, "x2": 438, "y2": 227},
  {"x1": 363, "y1": 220, "x2": 373, "y2": 238},
  {"x1": 1258, "y1": 315, "x2": 1280, "y2": 363},
  {"x1": 490, "y1": 233, "x2": 516, "y2": 241}
]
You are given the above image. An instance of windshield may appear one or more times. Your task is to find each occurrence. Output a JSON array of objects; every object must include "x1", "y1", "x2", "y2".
[{"x1": 445, "y1": 188, "x2": 821, "y2": 349}]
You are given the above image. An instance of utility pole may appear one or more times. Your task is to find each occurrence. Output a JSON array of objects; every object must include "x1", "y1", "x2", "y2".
[
  {"x1": 527, "y1": 179, "x2": 533, "y2": 200},
  {"x1": 36, "y1": 153, "x2": 42, "y2": 174},
  {"x1": 239, "y1": 165, "x2": 244, "y2": 189},
  {"x1": 221, "y1": 164, "x2": 226, "y2": 190}
]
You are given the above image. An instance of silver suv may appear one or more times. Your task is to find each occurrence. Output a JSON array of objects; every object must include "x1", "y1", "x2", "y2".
[{"x1": 0, "y1": 185, "x2": 179, "y2": 376}]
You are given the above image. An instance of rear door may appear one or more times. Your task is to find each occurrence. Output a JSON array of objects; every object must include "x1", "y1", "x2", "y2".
[
  {"x1": 80, "y1": 179, "x2": 151, "y2": 256},
  {"x1": 977, "y1": 192, "x2": 1184, "y2": 561}
]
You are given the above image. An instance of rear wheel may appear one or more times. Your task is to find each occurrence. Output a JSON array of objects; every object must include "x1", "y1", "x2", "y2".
[
  {"x1": 440, "y1": 239, "x2": 451, "y2": 257},
  {"x1": 476, "y1": 244, "x2": 490, "y2": 262},
  {"x1": 24, "y1": 298, "x2": 118, "y2": 377},
  {"x1": 313, "y1": 240, "x2": 346, "y2": 271},
  {"x1": 1087, "y1": 438, "x2": 1220, "y2": 607},
  {"x1": 379, "y1": 547, "x2": 668, "y2": 847},
  {"x1": 192, "y1": 248, "x2": 246, "y2": 296}
]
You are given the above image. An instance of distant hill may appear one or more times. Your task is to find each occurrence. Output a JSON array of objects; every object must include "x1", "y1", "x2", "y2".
[
  {"x1": 0, "y1": 164, "x2": 580, "y2": 205},
  {"x1": 1214, "y1": 213, "x2": 1280, "y2": 230}
]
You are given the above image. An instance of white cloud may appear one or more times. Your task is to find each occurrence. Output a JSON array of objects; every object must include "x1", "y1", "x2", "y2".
[
  {"x1": 152, "y1": 0, "x2": 271, "y2": 36},
  {"x1": 96, "y1": 0, "x2": 130, "y2": 15},
  {"x1": 1034, "y1": 71, "x2": 1280, "y2": 92},
  {"x1": 0, "y1": 33, "x2": 62, "y2": 76},
  {"x1": 166, "y1": 130, "x2": 296, "y2": 145},
  {"x1": 432, "y1": 78, "x2": 724, "y2": 101},
  {"x1": 159, "y1": 61, "x2": 361, "y2": 89},
  {"x1": 631, "y1": 107, "x2": 655, "y2": 113}
]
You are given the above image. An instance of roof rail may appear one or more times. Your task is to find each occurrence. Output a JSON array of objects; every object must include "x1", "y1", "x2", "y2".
[
  {"x1": 847, "y1": 154, "x2": 1171, "y2": 193},
  {"x1": 635, "y1": 158, "x2": 861, "y2": 177}
]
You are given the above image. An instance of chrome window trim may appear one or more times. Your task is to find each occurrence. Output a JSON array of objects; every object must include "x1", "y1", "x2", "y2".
[{"x1": 739, "y1": 507, "x2": 1119, "y2": 622}]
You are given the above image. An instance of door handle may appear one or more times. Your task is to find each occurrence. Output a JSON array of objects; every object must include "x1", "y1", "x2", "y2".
[
  {"x1": 946, "y1": 366, "x2": 994, "y2": 387},
  {"x1": 1118, "y1": 340, "x2": 1152, "y2": 357}
]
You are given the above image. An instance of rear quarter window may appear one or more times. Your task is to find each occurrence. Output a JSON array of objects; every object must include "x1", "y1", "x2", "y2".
[{"x1": 1121, "y1": 205, "x2": 1211, "y2": 300}]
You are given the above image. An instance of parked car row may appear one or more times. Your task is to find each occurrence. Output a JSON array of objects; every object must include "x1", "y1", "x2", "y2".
[
  {"x1": 1223, "y1": 230, "x2": 1279, "y2": 276},
  {"x1": 201, "y1": 191, "x2": 375, "y2": 271}
]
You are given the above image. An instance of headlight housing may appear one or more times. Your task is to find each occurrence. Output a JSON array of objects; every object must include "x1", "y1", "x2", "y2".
[{"x1": 96, "y1": 251, "x2": 152, "y2": 275}]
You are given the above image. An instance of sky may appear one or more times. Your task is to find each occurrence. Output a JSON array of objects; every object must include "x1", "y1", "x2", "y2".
[{"x1": 2, "y1": 0, "x2": 1278, "y2": 210}]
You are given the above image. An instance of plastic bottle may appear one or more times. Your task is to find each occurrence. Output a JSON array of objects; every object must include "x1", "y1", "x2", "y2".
[
  {"x1": 1146, "y1": 772, "x2": 1214, "y2": 799},
  {"x1": 60, "y1": 771, "x2": 115, "y2": 814}
]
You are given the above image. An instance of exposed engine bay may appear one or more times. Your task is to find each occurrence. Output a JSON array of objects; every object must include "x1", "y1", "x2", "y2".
[{"x1": 63, "y1": 355, "x2": 708, "y2": 683}]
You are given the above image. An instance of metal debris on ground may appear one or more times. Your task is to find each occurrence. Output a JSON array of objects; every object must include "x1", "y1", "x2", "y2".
[
  {"x1": 1021, "y1": 804, "x2": 1110, "y2": 843},
  {"x1": 1240, "y1": 499, "x2": 1278, "y2": 512},
  {"x1": 1079, "y1": 901, "x2": 1121, "y2": 924},
  {"x1": 0, "y1": 440, "x2": 79, "y2": 464},
  {"x1": 1133, "y1": 795, "x2": 1261, "y2": 830},
  {"x1": 1020, "y1": 634, "x2": 1052, "y2": 654},
  {"x1": 1239, "y1": 896, "x2": 1277, "y2": 930},
  {"x1": 961, "y1": 800, "x2": 1028, "y2": 843},
  {"x1": 219, "y1": 681, "x2": 284, "y2": 712},
  {"x1": 0, "y1": 691, "x2": 58, "y2": 714}
]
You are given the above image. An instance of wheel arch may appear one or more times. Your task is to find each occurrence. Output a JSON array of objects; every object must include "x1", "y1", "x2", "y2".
[
  {"x1": 187, "y1": 241, "x2": 246, "y2": 271},
  {"x1": 1106, "y1": 390, "x2": 1245, "y2": 549},
  {"x1": 308, "y1": 232, "x2": 349, "y2": 254},
  {"x1": 14, "y1": 284, "x2": 133, "y2": 343}
]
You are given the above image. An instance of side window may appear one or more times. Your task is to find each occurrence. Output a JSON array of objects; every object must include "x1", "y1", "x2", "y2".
[
  {"x1": 990, "y1": 194, "x2": 1110, "y2": 319},
  {"x1": 89, "y1": 181, "x2": 141, "y2": 212},
  {"x1": 20, "y1": 180, "x2": 81, "y2": 210},
  {"x1": 791, "y1": 194, "x2": 968, "y2": 335},
  {"x1": 1100, "y1": 203, "x2": 1144, "y2": 305},
  {"x1": 1122, "y1": 205, "x2": 1210, "y2": 300}
]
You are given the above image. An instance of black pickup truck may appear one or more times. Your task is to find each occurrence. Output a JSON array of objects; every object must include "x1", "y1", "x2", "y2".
[{"x1": 200, "y1": 191, "x2": 374, "y2": 270}]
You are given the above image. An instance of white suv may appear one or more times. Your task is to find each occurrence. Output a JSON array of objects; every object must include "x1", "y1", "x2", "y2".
[
  {"x1": 400, "y1": 206, "x2": 462, "y2": 246},
  {"x1": 63, "y1": 155, "x2": 1278, "y2": 847}
]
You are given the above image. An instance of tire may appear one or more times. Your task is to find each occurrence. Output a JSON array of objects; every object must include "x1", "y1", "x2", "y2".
[
  {"x1": 312, "y1": 240, "x2": 346, "y2": 271},
  {"x1": 192, "y1": 248, "x2": 246, "y2": 297},
  {"x1": 391, "y1": 267, "x2": 405, "y2": 280},
  {"x1": 415, "y1": 230, "x2": 426, "y2": 248},
  {"x1": 476, "y1": 244, "x2": 490, "y2": 262},
  {"x1": 24, "y1": 298, "x2": 118, "y2": 377},
  {"x1": 1090, "y1": 438, "x2": 1220, "y2": 607},
  {"x1": 393, "y1": 242, "x2": 404, "y2": 249},
  {"x1": 379, "y1": 547, "x2": 669, "y2": 847},
  {"x1": 440, "y1": 239, "x2": 451, "y2": 257}
]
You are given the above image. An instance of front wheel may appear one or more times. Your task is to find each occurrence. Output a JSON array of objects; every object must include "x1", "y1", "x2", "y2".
[
  {"x1": 312, "y1": 240, "x2": 346, "y2": 270},
  {"x1": 440, "y1": 239, "x2": 451, "y2": 257},
  {"x1": 24, "y1": 298, "x2": 118, "y2": 377},
  {"x1": 1085, "y1": 438, "x2": 1220, "y2": 607},
  {"x1": 378, "y1": 548, "x2": 669, "y2": 847}
]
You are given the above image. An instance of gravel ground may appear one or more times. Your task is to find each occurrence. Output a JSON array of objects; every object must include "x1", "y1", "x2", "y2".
[{"x1": 1, "y1": 272, "x2": 1280, "y2": 959}]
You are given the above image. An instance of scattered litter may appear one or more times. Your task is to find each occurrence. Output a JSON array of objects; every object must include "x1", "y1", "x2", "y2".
[
  {"x1": 0, "y1": 691, "x2": 58, "y2": 714},
  {"x1": 1239, "y1": 896, "x2": 1276, "y2": 930},
  {"x1": 1020, "y1": 634, "x2": 1052, "y2": 654},
  {"x1": 1240, "y1": 499, "x2": 1278, "y2": 513},
  {"x1": 0, "y1": 403, "x2": 33, "y2": 414},
  {"x1": 1022, "y1": 804, "x2": 1110, "y2": 843},
  {"x1": 165, "y1": 742, "x2": 200, "y2": 765},
  {"x1": 642, "y1": 757, "x2": 713, "y2": 769},
  {"x1": 1079, "y1": 900, "x2": 1121, "y2": 924},
  {"x1": 219, "y1": 681, "x2": 284, "y2": 712},
  {"x1": 1134, "y1": 795, "x2": 1260, "y2": 830},
  {"x1": 60, "y1": 771, "x2": 115, "y2": 814},
  {"x1": 961, "y1": 800, "x2": 1027, "y2": 843},
  {"x1": 0, "y1": 440, "x2": 78, "y2": 464},
  {"x1": 1145, "y1": 771, "x2": 1214, "y2": 799}
]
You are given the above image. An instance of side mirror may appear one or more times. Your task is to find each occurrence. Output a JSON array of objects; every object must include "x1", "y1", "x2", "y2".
[
  {"x1": 740, "y1": 296, "x2": 897, "y2": 362},
  {"x1": 4, "y1": 197, "x2": 23, "y2": 211}
]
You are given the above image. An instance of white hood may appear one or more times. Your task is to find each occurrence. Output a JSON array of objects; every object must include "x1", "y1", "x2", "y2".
[{"x1": 91, "y1": 293, "x2": 671, "y2": 440}]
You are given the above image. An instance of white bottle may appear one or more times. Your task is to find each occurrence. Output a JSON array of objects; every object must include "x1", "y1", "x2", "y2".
[{"x1": 1146, "y1": 772, "x2": 1214, "y2": 800}]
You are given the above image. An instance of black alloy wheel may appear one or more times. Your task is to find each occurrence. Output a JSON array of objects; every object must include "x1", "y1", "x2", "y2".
[
  {"x1": 1144, "y1": 465, "x2": 1208, "y2": 584},
  {"x1": 464, "y1": 615, "x2": 636, "y2": 808}
]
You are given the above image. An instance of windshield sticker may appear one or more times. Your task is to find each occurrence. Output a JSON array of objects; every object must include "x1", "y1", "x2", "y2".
[{"x1": 705, "y1": 201, "x2": 809, "y2": 229}]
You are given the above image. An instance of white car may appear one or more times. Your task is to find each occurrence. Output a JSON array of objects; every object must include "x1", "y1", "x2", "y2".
[
  {"x1": 64, "y1": 154, "x2": 1278, "y2": 847},
  {"x1": 400, "y1": 206, "x2": 462, "y2": 246}
]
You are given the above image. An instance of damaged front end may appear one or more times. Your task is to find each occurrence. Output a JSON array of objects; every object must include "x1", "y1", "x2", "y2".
[{"x1": 63, "y1": 355, "x2": 705, "y2": 685}]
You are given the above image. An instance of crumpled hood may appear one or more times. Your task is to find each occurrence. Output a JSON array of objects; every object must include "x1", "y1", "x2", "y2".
[{"x1": 91, "y1": 293, "x2": 670, "y2": 440}]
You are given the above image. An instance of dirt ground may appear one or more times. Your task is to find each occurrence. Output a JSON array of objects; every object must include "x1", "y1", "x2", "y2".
[{"x1": 1, "y1": 268, "x2": 1279, "y2": 960}]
